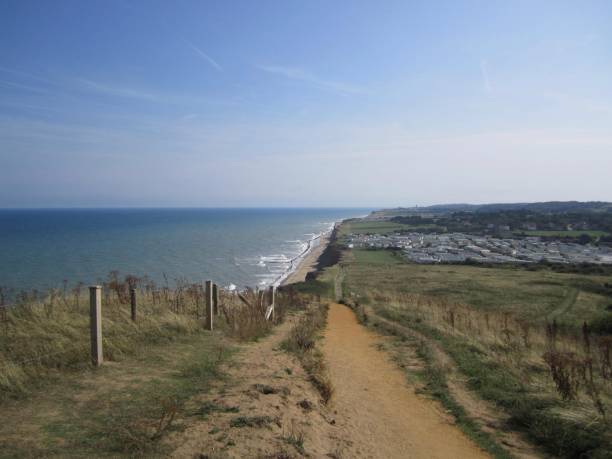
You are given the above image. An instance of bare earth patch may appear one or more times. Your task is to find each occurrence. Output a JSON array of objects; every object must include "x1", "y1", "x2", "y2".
[{"x1": 166, "y1": 313, "x2": 340, "y2": 458}]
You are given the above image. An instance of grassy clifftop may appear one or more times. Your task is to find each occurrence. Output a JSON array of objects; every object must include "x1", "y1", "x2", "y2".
[
  {"x1": 337, "y1": 246, "x2": 612, "y2": 458},
  {"x1": 0, "y1": 274, "x2": 306, "y2": 457}
]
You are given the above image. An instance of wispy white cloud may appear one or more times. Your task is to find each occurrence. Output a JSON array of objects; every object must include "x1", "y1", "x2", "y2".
[
  {"x1": 184, "y1": 39, "x2": 222, "y2": 71},
  {"x1": 0, "y1": 79, "x2": 53, "y2": 95},
  {"x1": 74, "y1": 78, "x2": 162, "y2": 101},
  {"x1": 0, "y1": 66, "x2": 56, "y2": 85},
  {"x1": 257, "y1": 64, "x2": 366, "y2": 95},
  {"x1": 480, "y1": 59, "x2": 492, "y2": 93}
]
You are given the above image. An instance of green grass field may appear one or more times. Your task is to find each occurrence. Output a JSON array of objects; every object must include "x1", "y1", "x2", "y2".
[
  {"x1": 338, "y1": 247, "x2": 612, "y2": 458},
  {"x1": 345, "y1": 249, "x2": 612, "y2": 329},
  {"x1": 338, "y1": 219, "x2": 440, "y2": 237},
  {"x1": 338, "y1": 220, "x2": 407, "y2": 236}
]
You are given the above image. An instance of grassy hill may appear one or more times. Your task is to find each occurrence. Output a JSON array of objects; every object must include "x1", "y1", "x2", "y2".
[{"x1": 334, "y1": 245, "x2": 612, "y2": 458}]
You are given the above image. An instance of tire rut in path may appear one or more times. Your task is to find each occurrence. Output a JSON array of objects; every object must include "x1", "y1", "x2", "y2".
[{"x1": 322, "y1": 302, "x2": 490, "y2": 459}]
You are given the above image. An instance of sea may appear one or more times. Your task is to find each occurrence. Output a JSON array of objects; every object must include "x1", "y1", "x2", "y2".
[{"x1": 0, "y1": 208, "x2": 370, "y2": 295}]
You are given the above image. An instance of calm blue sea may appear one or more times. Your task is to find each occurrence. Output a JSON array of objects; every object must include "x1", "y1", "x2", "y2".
[{"x1": 0, "y1": 208, "x2": 369, "y2": 294}]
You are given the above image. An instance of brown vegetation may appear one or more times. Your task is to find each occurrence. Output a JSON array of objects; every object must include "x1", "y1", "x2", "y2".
[
  {"x1": 282, "y1": 301, "x2": 333, "y2": 404},
  {"x1": 0, "y1": 272, "x2": 293, "y2": 400}
]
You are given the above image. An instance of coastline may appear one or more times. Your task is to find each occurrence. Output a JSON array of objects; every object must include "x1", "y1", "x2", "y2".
[{"x1": 280, "y1": 223, "x2": 336, "y2": 286}]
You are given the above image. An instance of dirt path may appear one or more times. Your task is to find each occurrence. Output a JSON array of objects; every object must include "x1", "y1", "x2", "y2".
[
  {"x1": 366, "y1": 306, "x2": 545, "y2": 459},
  {"x1": 322, "y1": 302, "x2": 490, "y2": 459},
  {"x1": 168, "y1": 313, "x2": 339, "y2": 458}
]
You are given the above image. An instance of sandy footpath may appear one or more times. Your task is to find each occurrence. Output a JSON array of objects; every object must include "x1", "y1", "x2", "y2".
[
  {"x1": 167, "y1": 303, "x2": 491, "y2": 458},
  {"x1": 282, "y1": 230, "x2": 332, "y2": 285},
  {"x1": 322, "y1": 302, "x2": 490, "y2": 459}
]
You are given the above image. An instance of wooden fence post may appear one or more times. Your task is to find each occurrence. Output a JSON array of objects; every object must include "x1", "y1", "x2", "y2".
[
  {"x1": 89, "y1": 286, "x2": 103, "y2": 366},
  {"x1": 212, "y1": 283, "x2": 219, "y2": 316},
  {"x1": 130, "y1": 287, "x2": 136, "y2": 321},
  {"x1": 205, "y1": 280, "x2": 213, "y2": 331}
]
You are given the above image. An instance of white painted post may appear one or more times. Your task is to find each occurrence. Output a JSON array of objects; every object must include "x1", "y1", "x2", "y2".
[
  {"x1": 205, "y1": 280, "x2": 213, "y2": 331},
  {"x1": 89, "y1": 286, "x2": 103, "y2": 366}
]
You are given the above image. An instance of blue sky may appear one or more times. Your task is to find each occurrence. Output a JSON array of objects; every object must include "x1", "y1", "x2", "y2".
[{"x1": 1, "y1": 0, "x2": 611, "y2": 207}]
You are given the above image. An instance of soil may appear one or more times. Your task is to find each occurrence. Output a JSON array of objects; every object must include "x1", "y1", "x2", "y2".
[
  {"x1": 321, "y1": 303, "x2": 490, "y2": 458},
  {"x1": 168, "y1": 304, "x2": 492, "y2": 458},
  {"x1": 167, "y1": 313, "x2": 339, "y2": 458}
]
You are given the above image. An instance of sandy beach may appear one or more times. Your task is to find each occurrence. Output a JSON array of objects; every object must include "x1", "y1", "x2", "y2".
[{"x1": 282, "y1": 228, "x2": 333, "y2": 285}]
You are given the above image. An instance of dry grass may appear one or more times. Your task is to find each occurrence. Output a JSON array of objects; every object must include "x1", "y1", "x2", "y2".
[
  {"x1": 341, "y1": 249, "x2": 612, "y2": 458},
  {"x1": 282, "y1": 302, "x2": 333, "y2": 404},
  {"x1": 362, "y1": 289, "x2": 612, "y2": 416},
  {"x1": 347, "y1": 248, "x2": 612, "y2": 329},
  {"x1": 0, "y1": 272, "x2": 295, "y2": 400},
  {"x1": 219, "y1": 287, "x2": 288, "y2": 341},
  {"x1": 0, "y1": 273, "x2": 311, "y2": 457}
]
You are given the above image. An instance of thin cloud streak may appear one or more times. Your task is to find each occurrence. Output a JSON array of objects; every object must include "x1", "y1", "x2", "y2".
[
  {"x1": 0, "y1": 66, "x2": 57, "y2": 85},
  {"x1": 257, "y1": 64, "x2": 366, "y2": 95},
  {"x1": 184, "y1": 39, "x2": 222, "y2": 71},
  {"x1": 0, "y1": 79, "x2": 53, "y2": 95},
  {"x1": 74, "y1": 78, "x2": 162, "y2": 101}
]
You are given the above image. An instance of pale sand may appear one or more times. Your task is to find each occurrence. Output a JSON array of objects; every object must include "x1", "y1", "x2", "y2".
[{"x1": 282, "y1": 230, "x2": 332, "y2": 285}]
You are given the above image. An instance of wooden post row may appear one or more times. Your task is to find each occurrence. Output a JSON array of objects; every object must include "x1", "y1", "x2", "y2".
[
  {"x1": 205, "y1": 280, "x2": 213, "y2": 331},
  {"x1": 130, "y1": 287, "x2": 137, "y2": 321},
  {"x1": 89, "y1": 286, "x2": 103, "y2": 366}
]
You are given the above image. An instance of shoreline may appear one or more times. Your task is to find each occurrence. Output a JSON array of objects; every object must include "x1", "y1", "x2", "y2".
[{"x1": 279, "y1": 222, "x2": 337, "y2": 286}]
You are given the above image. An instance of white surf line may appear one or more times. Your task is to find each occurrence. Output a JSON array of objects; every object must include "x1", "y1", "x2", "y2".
[
  {"x1": 272, "y1": 222, "x2": 338, "y2": 287},
  {"x1": 227, "y1": 221, "x2": 339, "y2": 291}
]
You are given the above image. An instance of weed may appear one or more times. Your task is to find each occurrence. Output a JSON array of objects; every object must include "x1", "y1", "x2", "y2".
[
  {"x1": 229, "y1": 415, "x2": 275, "y2": 428},
  {"x1": 282, "y1": 303, "x2": 334, "y2": 403},
  {"x1": 282, "y1": 421, "x2": 305, "y2": 454},
  {"x1": 297, "y1": 399, "x2": 313, "y2": 411},
  {"x1": 253, "y1": 383, "x2": 279, "y2": 395},
  {"x1": 193, "y1": 400, "x2": 239, "y2": 417}
]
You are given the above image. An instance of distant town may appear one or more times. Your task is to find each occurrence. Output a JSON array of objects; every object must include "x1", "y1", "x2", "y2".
[{"x1": 346, "y1": 232, "x2": 612, "y2": 265}]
